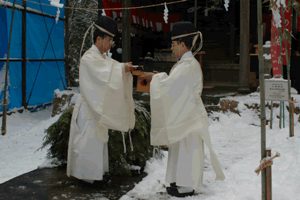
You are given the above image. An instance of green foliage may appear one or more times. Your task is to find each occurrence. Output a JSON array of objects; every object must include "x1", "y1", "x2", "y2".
[
  {"x1": 42, "y1": 100, "x2": 152, "y2": 176},
  {"x1": 108, "y1": 100, "x2": 152, "y2": 176},
  {"x1": 42, "y1": 107, "x2": 74, "y2": 164}
]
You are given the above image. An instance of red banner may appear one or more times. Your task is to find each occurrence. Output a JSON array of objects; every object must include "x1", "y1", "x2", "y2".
[
  {"x1": 270, "y1": 1, "x2": 292, "y2": 76},
  {"x1": 271, "y1": 21, "x2": 282, "y2": 76}
]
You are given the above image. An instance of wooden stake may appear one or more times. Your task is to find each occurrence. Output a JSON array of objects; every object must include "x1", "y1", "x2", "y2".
[
  {"x1": 270, "y1": 101, "x2": 273, "y2": 129},
  {"x1": 289, "y1": 97, "x2": 295, "y2": 137},
  {"x1": 265, "y1": 149, "x2": 272, "y2": 200}
]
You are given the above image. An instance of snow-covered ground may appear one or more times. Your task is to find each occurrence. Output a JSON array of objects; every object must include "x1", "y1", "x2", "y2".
[
  {"x1": 1, "y1": 92, "x2": 300, "y2": 200},
  {"x1": 0, "y1": 107, "x2": 60, "y2": 183}
]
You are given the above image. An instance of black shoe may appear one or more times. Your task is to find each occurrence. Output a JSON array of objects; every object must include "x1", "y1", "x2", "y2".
[
  {"x1": 166, "y1": 187, "x2": 195, "y2": 197},
  {"x1": 170, "y1": 182, "x2": 177, "y2": 188},
  {"x1": 166, "y1": 185, "x2": 176, "y2": 195}
]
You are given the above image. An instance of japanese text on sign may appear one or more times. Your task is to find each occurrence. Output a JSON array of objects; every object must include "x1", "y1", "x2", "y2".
[{"x1": 265, "y1": 79, "x2": 289, "y2": 101}]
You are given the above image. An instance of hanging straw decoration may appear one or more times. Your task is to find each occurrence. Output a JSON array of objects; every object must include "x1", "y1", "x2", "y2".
[
  {"x1": 102, "y1": 9, "x2": 106, "y2": 16},
  {"x1": 50, "y1": 0, "x2": 64, "y2": 23},
  {"x1": 163, "y1": 2, "x2": 168, "y2": 23},
  {"x1": 224, "y1": 0, "x2": 230, "y2": 11}
]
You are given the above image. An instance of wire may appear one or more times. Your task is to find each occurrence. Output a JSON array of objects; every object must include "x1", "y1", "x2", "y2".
[{"x1": 23, "y1": 0, "x2": 187, "y2": 12}]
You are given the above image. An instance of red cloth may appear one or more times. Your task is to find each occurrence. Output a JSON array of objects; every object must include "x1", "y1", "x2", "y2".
[{"x1": 270, "y1": 0, "x2": 292, "y2": 76}]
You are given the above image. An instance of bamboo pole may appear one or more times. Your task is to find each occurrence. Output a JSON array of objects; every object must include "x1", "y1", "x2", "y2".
[
  {"x1": 2, "y1": 0, "x2": 17, "y2": 135},
  {"x1": 257, "y1": 0, "x2": 267, "y2": 199},
  {"x1": 284, "y1": 0, "x2": 294, "y2": 137}
]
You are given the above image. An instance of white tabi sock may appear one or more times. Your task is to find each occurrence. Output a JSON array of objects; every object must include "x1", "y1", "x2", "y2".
[{"x1": 177, "y1": 186, "x2": 194, "y2": 193}]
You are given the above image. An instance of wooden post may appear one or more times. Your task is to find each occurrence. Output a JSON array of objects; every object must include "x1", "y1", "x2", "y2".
[
  {"x1": 98, "y1": 0, "x2": 103, "y2": 20},
  {"x1": 284, "y1": 0, "x2": 294, "y2": 137},
  {"x1": 122, "y1": 0, "x2": 131, "y2": 62},
  {"x1": 290, "y1": 97, "x2": 295, "y2": 137},
  {"x1": 194, "y1": 0, "x2": 197, "y2": 28},
  {"x1": 238, "y1": 0, "x2": 250, "y2": 93},
  {"x1": 257, "y1": 0, "x2": 267, "y2": 199},
  {"x1": 265, "y1": 149, "x2": 272, "y2": 200},
  {"x1": 270, "y1": 101, "x2": 273, "y2": 129}
]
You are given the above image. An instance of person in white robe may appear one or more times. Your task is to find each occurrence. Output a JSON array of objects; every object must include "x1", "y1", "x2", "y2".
[
  {"x1": 67, "y1": 16, "x2": 135, "y2": 183},
  {"x1": 144, "y1": 21, "x2": 225, "y2": 197}
]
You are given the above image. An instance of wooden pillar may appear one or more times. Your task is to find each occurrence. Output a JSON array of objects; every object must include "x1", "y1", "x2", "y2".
[
  {"x1": 238, "y1": 0, "x2": 250, "y2": 93},
  {"x1": 229, "y1": 0, "x2": 236, "y2": 60},
  {"x1": 98, "y1": 0, "x2": 103, "y2": 20},
  {"x1": 122, "y1": 0, "x2": 131, "y2": 62}
]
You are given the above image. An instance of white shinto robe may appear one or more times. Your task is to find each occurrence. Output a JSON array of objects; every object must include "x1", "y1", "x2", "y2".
[
  {"x1": 150, "y1": 51, "x2": 225, "y2": 189},
  {"x1": 67, "y1": 45, "x2": 135, "y2": 181}
]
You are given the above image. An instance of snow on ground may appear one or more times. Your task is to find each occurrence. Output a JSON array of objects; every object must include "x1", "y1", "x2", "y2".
[
  {"x1": 1, "y1": 92, "x2": 300, "y2": 199},
  {"x1": 0, "y1": 107, "x2": 60, "y2": 183}
]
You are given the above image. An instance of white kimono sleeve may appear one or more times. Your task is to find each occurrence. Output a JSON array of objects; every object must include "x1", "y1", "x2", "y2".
[
  {"x1": 80, "y1": 54, "x2": 135, "y2": 132},
  {"x1": 150, "y1": 59, "x2": 208, "y2": 145}
]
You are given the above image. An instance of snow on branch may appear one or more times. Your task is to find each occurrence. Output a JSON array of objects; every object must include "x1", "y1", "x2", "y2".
[{"x1": 270, "y1": 0, "x2": 287, "y2": 28}]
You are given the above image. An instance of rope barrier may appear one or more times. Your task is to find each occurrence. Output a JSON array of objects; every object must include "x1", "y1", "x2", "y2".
[{"x1": 22, "y1": 0, "x2": 187, "y2": 11}]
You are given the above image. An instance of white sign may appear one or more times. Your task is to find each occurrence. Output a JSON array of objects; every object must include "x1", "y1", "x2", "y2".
[{"x1": 265, "y1": 79, "x2": 289, "y2": 101}]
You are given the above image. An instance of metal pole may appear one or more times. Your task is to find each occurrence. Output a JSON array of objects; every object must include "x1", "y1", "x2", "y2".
[
  {"x1": 0, "y1": 2, "x2": 64, "y2": 20},
  {"x1": 257, "y1": 0, "x2": 267, "y2": 199},
  {"x1": 22, "y1": 0, "x2": 27, "y2": 109},
  {"x1": 2, "y1": 0, "x2": 17, "y2": 135},
  {"x1": 64, "y1": 0, "x2": 70, "y2": 87}
]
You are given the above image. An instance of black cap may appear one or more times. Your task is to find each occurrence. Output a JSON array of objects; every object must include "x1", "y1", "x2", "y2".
[
  {"x1": 95, "y1": 16, "x2": 118, "y2": 37},
  {"x1": 171, "y1": 21, "x2": 197, "y2": 41}
]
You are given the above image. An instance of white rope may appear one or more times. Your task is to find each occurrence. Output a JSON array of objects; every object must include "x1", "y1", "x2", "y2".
[
  {"x1": 171, "y1": 31, "x2": 198, "y2": 40},
  {"x1": 23, "y1": 0, "x2": 187, "y2": 12},
  {"x1": 128, "y1": 129, "x2": 134, "y2": 151},
  {"x1": 171, "y1": 31, "x2": 203, "y2": 55},
  {"x1": 94, "y1": 23, "x2": 115, "y2": 37},
  {"x1": 192, "y1": 31, "x2": 203, "y2": 56},
  {"x1": 79, "y1": 22, "x2": 115, "y2": 57},
  {"x1": 79, "y1": 22, "x2": 94, "y2": 57},
  {"x1": 152, "y1": 146, "x2": 163, "y2": 159},
  {"x1": 121, "y1": 132, "x2": 127, "y2": 154}
]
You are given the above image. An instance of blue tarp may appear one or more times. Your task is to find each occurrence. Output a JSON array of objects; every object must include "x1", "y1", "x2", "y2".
[{"x1": 0, "y1": 0, "x2": 66, "y2": 111}]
